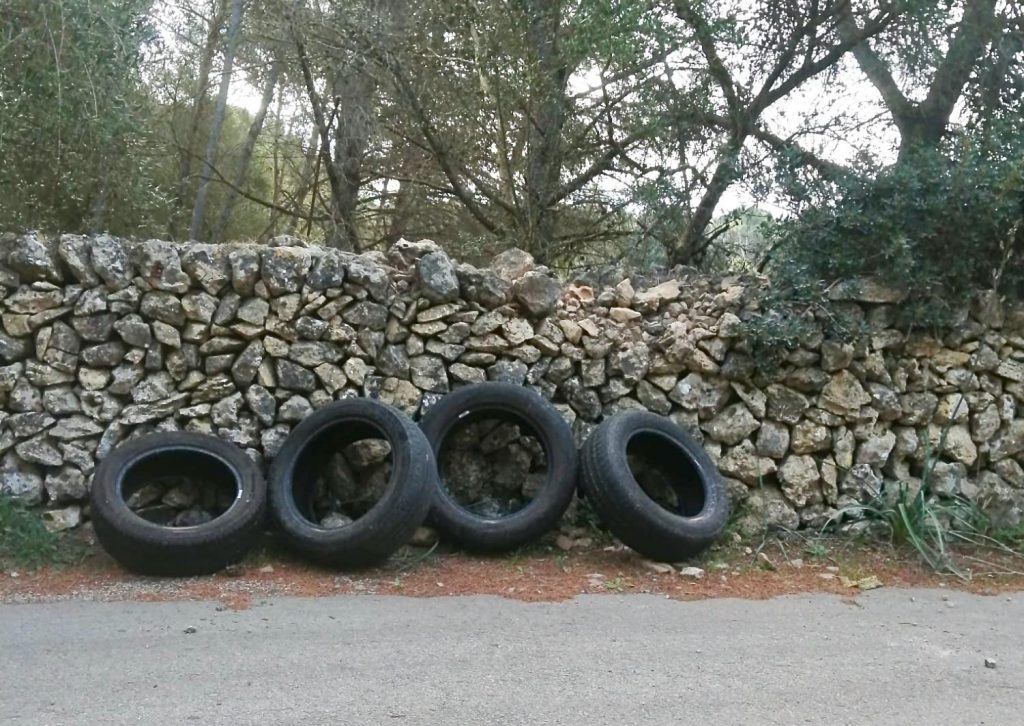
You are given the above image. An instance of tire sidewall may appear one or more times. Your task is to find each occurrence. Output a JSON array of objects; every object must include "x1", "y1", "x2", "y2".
[
  {"x1": 420, "y1": 383, "x2": 578, "y2": 550},
  {"x1": 267, "y1": 399, "x2": 433, "y2": 563},
  {"x1": 89, "y1": 432, "x2": 266, "y2": 574},
  {"x1": 582, "y1": 411, "x2": 729, "y2": 559}
]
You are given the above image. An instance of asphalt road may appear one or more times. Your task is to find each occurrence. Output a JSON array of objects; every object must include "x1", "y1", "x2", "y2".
[{"x1": 1, "y1": 589, "x2": 1021, "y2": 725}]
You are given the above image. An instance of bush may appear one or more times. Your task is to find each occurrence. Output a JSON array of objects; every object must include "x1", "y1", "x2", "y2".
[
  {"x1": 739, "y1": 272, "x2": 868, "y2": 375},
  {"x1": 765, "y1": 140, "x2": 1024, "y2": 327}
]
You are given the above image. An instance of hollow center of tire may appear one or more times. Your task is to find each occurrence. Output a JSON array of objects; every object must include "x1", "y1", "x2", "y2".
[
  {"x1": 121, "y1": 449, "x2": 240, "y2": 527},
  {"x1": 438, "y1": 412, "x2": 548, "y2": 518},
  {"x1": 292, "y1": 421, "x2": 393, "y2": 528},
  {"x1": 626, "y1": 432, "x2": 705, "y2": 517}
]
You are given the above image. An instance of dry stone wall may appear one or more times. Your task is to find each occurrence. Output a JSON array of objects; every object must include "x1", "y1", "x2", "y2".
[{"x1": 0, "y1": 231, "x2": 1023, "y2": 535}]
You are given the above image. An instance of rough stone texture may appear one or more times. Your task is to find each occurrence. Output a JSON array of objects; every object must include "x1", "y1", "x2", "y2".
[
  {"x1": 416, "y1": 251, "x2": 460, "y2": 303},
  {"x1": 1, "y1": 234, "x2": 1023, "y2": 532},
  {"x1": 513, "y1": 272, "x2": 561, "y2": 318}
]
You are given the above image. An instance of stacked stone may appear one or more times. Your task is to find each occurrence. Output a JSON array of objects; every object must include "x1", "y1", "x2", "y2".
[{"x1": 0, "y1": 231, "x2": 1022, "y2": 536}]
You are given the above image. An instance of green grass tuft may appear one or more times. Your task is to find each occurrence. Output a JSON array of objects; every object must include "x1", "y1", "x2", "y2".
[
  {"x1": 0, "y1": 496, "x2": 64, "y2": 571},
  {"x1": 827, "y1": 408, "x2": 1024, "y2": 578}
]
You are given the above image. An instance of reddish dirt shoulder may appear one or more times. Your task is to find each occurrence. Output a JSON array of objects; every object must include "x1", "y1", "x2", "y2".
[{"x1": 3, "y1": 533, "x2": 1022, "y2": 609}]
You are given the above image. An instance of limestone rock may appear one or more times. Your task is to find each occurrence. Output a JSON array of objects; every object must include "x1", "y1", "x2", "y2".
[
  {"x1": 0, "y1": 455, "x2": 44, "y2": 505},
  {"x1": 16, "y1": 436, "x2": 63, "y2": 467},
  {"x1": 856, "y1": 431, "x2": 897, "y2": 466},
  {"x1": 636, "y1": 380, "x2": 672, "y2": 415},
  {"x1": 828, "y1": 277, "x2": 907, "y2": 304},
  {"x1": 790, "y1": 421, "x2": 830, "y2": 454},
  {"x1": 633, "y1": 280, "x2": 681, "y2": 309},
  {"x1": 410, "y1": 355, "x2": 449, "y2": 393},
  {"x1": 670, "y1": 373, "x2": 730, "y2": 418},
  {"x1": 778, "y1": 455, "x2": 821, "y2": 508},
  {"x1": 988, "y1": 420, "x2": 1024, "y2": 462},
  {"x1": 276, "y1": 360, "x2": 317, "y2": 392},
  {"x1": 120, "y1": 394, "x2": 189, "y2": 425},
  {"x1": 457, "y1": 263, "x2": 510, "y2": 308},
  {"x1": 232, "y1": 340, "x2": 265, "y2": 386},
  {"x1": 345, "y1": 255, "x2": 391, "y2": 301},
  {"x1": 765, "y1": 385, "x2": 809, "y2": 425},
  {"x1": 490, "y1": 248, "x2": 535, "y2": 282},
  {"x1": 136, "y1": 240, "x2": 190, "y2": 293},
  {"x1": 307, "y1": 249, "x2": 346, "y2": 290},
  {"x1": 929, "y1": 424, "x2": 977, "y2": 466},
  {"x1": 278, "y1": 395, "x2": 313, "y2": 422},
  {"x1": 736, "y1": 486, "x2": 799, "y2": 536},
  {"x1": 417, "y1": 251, "x2": 459, "y2": 303},
  {"x1": 718, "y1": 440, "x2": 777, "y2": 485},
  {"x1": 930, "y1": 461, "x2": 967, "y2": 497},
  {"x1": 702, "y1": 403, "x2": 759, "y2": 446},
  {"x1": 58, "y1": 235, "x2": 100, "y2": 285},
  {"x1": 513, "y1": 272, "x2": 561, "y2": 318},
  {"x1": 8, "y1": 232, "x2": 63, "y2": 283},
  {"x1": 89, "y1": 235, "x2": 132, "y2": 289},
  {"x1": 820, "y1": 370, "x2": 871, "y2": 415},
  {"x1": 343, "y1": 301, "x2": 388, "y2": 330},
  {"x1": 755, "y1": 420, "x2": 790, "y2": 459},
  {"x1": 609, "y1": 307, "x2": 642, "y2": 323},
  {"x1": 262, "y1": 247, "x2": 311, "y2": 295},
  {"x1": 45, "y1": 467, "x2": 89, "y2": 503}
]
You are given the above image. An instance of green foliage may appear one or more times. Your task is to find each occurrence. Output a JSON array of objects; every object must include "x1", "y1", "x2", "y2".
[
  {"x1": 740, "y1": 306, "x2": 820, "y2": 375},
  {"x1": 569, "y1": 495, "x2": 612, "y2": 541},
  {"x1": 766, "y1": 138, "x2": 1024, "y2": 328},
  {"x1": 0, "y1": 0, "x2": 1020, "y2": 268},
  {"x1": 0, "y1": 0, "x2": 163, "y2": 234},
  {"x1": 739, "y1": 266, "x2": 868, "y2": 375},
  {"x1": 0, "y1": 497, "x2": 61, "y2": 570},
  {"x1": 851, "y1": 483, "x2": 963, "y2": 574}
]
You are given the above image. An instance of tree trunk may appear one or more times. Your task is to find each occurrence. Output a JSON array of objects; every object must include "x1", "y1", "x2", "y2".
[
  {"x1": 189, "y1": 0, "x2": 245, "y2": 242},
  {"x1": 841, "y1": 0, "x2": 999, "y2": 162},
  {"x1": 383, "y1": 144, "x2": 428, "y2": 245},
  {"x1": 88, "y1": 174, "x2": 111, "y2": 234},
  {"x1": 293, "y1": 0, "x2": 407, "y2": 250},
  {"x1": 673, "y1": 132, "x2": 747, "y2": 265},
  {"x1": 521, "y1": 0, "x2": 568, "y2": 263},
  {"x1": 211, "y1": 60, "x2": 281, "y2": 242},
  {"x1": 286, "y1": 128, "x2": 321, "y2": 236},
  {"x1": 170, "y1": 0, "x2": 227, "y2": 239},
  {"x1": 324, "y1": 67, "x2": 377, "y2": 250}
]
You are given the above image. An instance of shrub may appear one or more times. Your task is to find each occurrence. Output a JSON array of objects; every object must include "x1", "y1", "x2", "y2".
[{"x1": 765, "y1": 139, "x2": 1024, "y2": 327}]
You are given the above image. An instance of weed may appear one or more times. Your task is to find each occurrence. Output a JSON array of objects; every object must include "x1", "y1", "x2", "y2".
[
  {"x1": 827, "y1": 407, "x2": 1024, "y2": 578},
  {"x1": 604, "y1": 576, "x2": 627, "y2": 592},
  {"x1": 803, "y1": 541, "x2": 829, "y2": 559},
  {"x1": 0, "y1": 497, "x2": 64, "y2": 570}
]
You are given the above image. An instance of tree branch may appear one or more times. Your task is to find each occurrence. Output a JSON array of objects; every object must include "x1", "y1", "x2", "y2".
[
  {"x1": 921, "y1": 0, "x2": 999, "y2": 122},
  {"x1": 837, "y1": 3, "x2": 912, "y2": 126},
  {"x1": 674, "y1": 0, "x2": 744, "y2": 117},
  {"x1": 384, "y1": 53, "x2": 502, "y2": 235}
]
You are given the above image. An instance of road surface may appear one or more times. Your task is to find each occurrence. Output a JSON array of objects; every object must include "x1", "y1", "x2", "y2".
[{"x1": 1, "y1": 589, "x2": 1021, "y2": 725}]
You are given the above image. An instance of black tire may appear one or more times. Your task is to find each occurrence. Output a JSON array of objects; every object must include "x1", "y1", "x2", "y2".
[
  {"x1": 580, "y1": 410, "x2": 729, "y2": 562},
  {"x1": 420, "y1": 382, "x2": 578, "y2": 552},
  {"x1": 268, "y1": 399, "x2": 434, "y2": 568},
  {"x1": 90, "y1": 433, "x2": 267, "y2": 576}
]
